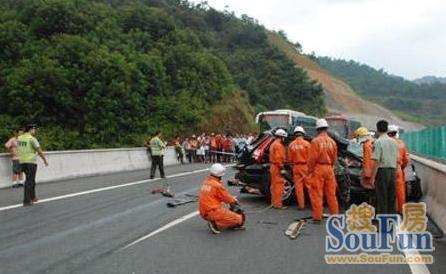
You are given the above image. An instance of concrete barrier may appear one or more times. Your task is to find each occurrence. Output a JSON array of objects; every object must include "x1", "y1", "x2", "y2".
[
  {"x1": 0, "y1": 147, "x2": 177, "y2": 189},
  {"x1": 411, "y1": 154, "x2": 446, "y2": 232}
]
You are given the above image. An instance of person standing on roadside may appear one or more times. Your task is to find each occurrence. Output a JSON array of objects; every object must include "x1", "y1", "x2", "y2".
[
  {"x1": 190, "y1": 135, "x2": 198, "y2": 162},
  {"x1": 370, "y1": 120, "x2": 399, "y2": 215},
  {"x1": 210, "y1": 133, "x2": 218, "y2": 163},
  {"x1": 150, "y1": 131, "x2": 166, "y2": 179},
  {"x1": 287, "y1": 126, "x2": 310, "y2": 210},
  {"x1": 174, "y1": 136, "x2": 184, "y2": 164},
  {"x1": 17, "y1": 124, "x2": 48, "y2": 207},
  {"x1": 355, "y1": 127, "x2": 374, "y2": 190},
  {"x1": 307, "y1": 119, "x2": 338, "y2": 223},
  {"x1": 4, "y1": 128, "x2": 25, "y2": 188},
  {"x1": 387, "y1": 125, "x2": 409, "y2": 214},
  {"x1": 269, "y1": 129, "x2": 288, "y2": 209},
  {"x1": 183, "y1": 138, "x2": 192, "y2": 163}
]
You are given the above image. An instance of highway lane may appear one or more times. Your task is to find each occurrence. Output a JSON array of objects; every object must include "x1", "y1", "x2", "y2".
[{"x1": 0, "y1": 164, "x2": 443, "y2": 274}]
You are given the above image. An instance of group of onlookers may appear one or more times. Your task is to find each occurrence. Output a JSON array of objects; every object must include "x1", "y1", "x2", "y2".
[
  {"x1": 173, "y1": 133, "x2": 256, "y2": 164},
  {"x1": 144, "y1": 131, "x2": 257, "y2": 180}
]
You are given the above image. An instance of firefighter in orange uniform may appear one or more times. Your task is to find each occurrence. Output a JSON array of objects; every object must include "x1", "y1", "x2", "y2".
[
  {"x1": 308, "y1": 119, "x2": 339, "y2": 222},
  {"x1": 388, "y1": 125, "x2": 409, "y2": 214},
  {"x1": 355, "y1": 127, "x2": 374, "y2": 189},
  {"x1": 199, "y1": 163, "x2": 245, "y2": 234},
  {"x1": 287, "y1": 126, "x2": 310, "y2": 209},
  {"x1": 269, "y1": 129, "x2": 288, "y2": 209}
]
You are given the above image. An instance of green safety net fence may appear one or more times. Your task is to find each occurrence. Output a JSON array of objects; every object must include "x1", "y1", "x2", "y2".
[{"x1": 400, "y1": 126, "x2": 446, "y2": 161}]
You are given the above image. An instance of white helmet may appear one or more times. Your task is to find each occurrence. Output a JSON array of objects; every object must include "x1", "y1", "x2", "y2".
[
  {"x1": 316, "y1": 118, "x2": 329, "y2": 129},
  {"x1": 294, "y1": 126, "x2": 305, "y2": 134},
  {"x1": 274, "y1": 129, "x2": 288, "y2": 138},
  {"x1": 388, "y1": 124, "x2": 398, "y2": 133},
  {"x1": 210, "y1": 163, "x2": 226, "y2": 177}
]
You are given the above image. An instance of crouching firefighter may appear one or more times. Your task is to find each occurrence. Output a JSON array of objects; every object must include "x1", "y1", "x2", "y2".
[{"x1": 199, "y1": 163, "x2": 245, "y2": 234}]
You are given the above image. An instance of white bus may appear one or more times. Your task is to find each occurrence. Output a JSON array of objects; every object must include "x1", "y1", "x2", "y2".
[{"x1": 255, "y1": 109, "x2": 318, "y2": 137}]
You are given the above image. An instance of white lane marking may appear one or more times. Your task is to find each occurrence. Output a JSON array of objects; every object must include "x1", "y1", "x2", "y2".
[
  {"x1": 397, "y1": 228, "x2": 431, "y2": 274},
  {"x1": 120, "y1": 211, "x2": 199, "y2": 251},
  {"x1": 0, "y1": 167, "x2": 214, "y2": 212}
]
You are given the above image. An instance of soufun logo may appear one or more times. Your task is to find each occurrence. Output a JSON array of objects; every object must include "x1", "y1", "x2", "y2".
[{"x1": 325, "y1": 202, "x2": 434, "y2": 264}]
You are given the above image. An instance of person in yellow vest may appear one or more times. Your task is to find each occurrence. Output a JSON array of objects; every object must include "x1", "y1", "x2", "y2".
[
  {"x1": 17, "y1": 124, "x2": 48, "y2": 207},
  {"x1": 150, "y1": 131, "x2": 166, "y2": 179}
]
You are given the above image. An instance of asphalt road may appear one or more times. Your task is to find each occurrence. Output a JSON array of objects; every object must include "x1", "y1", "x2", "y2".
[{"x1": 0, "y1": 163, "x2": 444, "y2": 274}]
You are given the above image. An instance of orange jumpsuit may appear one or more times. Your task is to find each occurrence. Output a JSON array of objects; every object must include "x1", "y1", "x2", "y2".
[
  {"x1": 393, "y1": 138, "x2": 409, "y2": 214},
  {"x1": 199, "y1": 175, "x2": 243, "y2": 230},
  {"x1": 360, "y1": 138, "x2": 374, "y2": 189},
  {"x1": 308, "y1": 131, "x2": 339, "y2": 221},
  {"x1": 269, "y1": 138, "x2": 286, "y2": 208},
  {"x1": 288, "y1": 136, "x2": 310, "y2": 209}
]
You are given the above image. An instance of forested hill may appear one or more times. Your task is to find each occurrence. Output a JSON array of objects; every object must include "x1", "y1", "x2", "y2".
[
  {"x1": 317, "y1": 57, "x2": 446, "y2": 126},
  {"x1": 0, "y1": 0, "x2": 325, "y2": 150}
]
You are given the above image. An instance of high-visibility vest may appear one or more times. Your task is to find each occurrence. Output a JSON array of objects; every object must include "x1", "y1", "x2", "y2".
[{"x1": 17, "y1": 133, "x2": 39, "y2": 164}]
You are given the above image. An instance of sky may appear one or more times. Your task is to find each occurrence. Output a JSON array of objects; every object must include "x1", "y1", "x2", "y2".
[{"x1": 198, "y1": 0, "x2": 446, "y2": 80}]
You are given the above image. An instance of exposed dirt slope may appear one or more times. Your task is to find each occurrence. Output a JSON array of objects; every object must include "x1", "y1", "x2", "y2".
[{"x1": 268, "y1": 33, "x2": 422, "y2": 131}]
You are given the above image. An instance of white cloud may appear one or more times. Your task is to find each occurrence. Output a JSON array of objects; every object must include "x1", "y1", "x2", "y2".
[{"x1": 199, "y1": 0, "x2": 446, "y2": 79}]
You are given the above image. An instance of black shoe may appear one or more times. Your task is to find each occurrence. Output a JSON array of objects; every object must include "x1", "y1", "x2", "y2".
[
  {"x1": 23, "y1": 202, "x2": 33, "y2": 207},
  {"x1": 208, "y1": 222, "x2": 221, "y2": 234},
  {"x1": 18, "y1": 183, "x2": 24, "y2": 187},
  {"x1": 311, "y1": 219, "x2": 322, "y2": 224},
  {"x1": 12, "y1": 184, "x2": 18, "y2": 188}
]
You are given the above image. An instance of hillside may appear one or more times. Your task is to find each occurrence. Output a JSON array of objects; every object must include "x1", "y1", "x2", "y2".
[
  {"x1": 0, "y1": 0, "x2": 324, "y2": 149},
  {"x1": 267, "y1": 33, "x2": 423, "y2": 131},
  {"x1": 317, "y1": 57, "x2": 446, "y2": 127}
]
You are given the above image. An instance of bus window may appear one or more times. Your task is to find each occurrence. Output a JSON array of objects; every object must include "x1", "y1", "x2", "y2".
[{"x1": 258, "y1": 114, "x2": 289, "y2": 132}]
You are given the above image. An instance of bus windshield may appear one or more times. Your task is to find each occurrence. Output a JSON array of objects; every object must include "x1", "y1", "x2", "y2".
[{"x1": 258, "y1": 114, "x2": 289, "y2": 131}]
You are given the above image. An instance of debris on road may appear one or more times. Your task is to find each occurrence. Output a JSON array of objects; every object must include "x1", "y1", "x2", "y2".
[
  {"x1": 257, "y1": 220, "x2": 279, "y2": 225},
  {"x1": 285, "y1": 219, "x2": 306, "y2": 240},
  {"x1": 151, "y1": 185, "x2": 174, "y2": 198},
  {"x1": 166, "y1": 198, "x2": 198, "y2": 208}
]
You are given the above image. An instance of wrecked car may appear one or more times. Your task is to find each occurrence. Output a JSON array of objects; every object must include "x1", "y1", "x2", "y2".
[{"x1": 232, "y1": 128, "x2": 422, "y2": 208}]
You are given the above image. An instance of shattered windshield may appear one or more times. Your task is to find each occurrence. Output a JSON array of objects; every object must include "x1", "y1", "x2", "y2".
[{"x1": 347, "y1": 141, "x2": 363, "y2": 159}]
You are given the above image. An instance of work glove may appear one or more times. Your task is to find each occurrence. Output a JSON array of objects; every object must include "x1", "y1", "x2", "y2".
[{"x1": 230, "y1": 203, "x2": 244, "y2": 215}]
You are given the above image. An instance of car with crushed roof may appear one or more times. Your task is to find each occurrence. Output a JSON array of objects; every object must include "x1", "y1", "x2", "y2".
[{"x1": 232, "y1": 128, "x2": 422, "y2": 208}]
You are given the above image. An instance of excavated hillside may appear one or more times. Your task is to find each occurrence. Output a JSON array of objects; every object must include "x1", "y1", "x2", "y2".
[{"x1": 268, "y1": 33, "x2": 422, "y2": 131}]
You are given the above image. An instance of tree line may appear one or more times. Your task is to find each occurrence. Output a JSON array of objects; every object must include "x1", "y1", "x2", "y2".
[{"x1": 0, "y1": 0, "x2": 325, "y2": 150}]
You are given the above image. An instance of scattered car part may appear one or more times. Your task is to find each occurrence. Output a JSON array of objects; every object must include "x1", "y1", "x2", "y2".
[
  {"x1": 166, "y1": 198, "x2": 197, "y2": 208},
  {"x1": 285, "y1": 220, "x2": 306, "y2": 240},
  {"x1": 151, "y1": 185, "x2": 174, "y2": 198}
]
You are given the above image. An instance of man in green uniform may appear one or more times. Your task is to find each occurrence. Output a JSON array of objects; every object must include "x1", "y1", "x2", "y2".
[
  {"x1": 17, "y1": 124, "x2": 49, "y2": 206},
  {"x1": 370, "y1": 120, "x2": 398, "y2": 214},
  {"x1": 150, "y1": 131, "x2": 166, "y2": 179}
]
